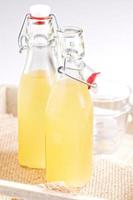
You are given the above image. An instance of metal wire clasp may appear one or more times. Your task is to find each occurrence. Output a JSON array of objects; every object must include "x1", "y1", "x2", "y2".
[
  {"x1": 49, "y1": 14, "x2": 59, "y2": 30},
  {"x1": 57, "y1": 59, "x2": 97, "y2": 89},
  {"x1": 18, "y1": 13, "x2": 30, "y2": 53},
  {"x1": 18, "y1": 13, "x2": 59, "y2": 53}
]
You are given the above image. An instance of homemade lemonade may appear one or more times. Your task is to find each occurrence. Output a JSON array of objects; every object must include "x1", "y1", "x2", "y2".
[
  {"x1": 45, "y1": 77, "x2": 93, "y2": 187},
  {"x1": 18, "y1": 69, "x2": 52, "y2": 168},
  {"x1": 18, "y1": 4, "x2": 58, "y2": 169}
]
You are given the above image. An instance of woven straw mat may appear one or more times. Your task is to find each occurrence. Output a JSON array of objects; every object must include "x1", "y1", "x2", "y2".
[{"x1": 0, "y1": 114, "x2": 133, "y2": 200}]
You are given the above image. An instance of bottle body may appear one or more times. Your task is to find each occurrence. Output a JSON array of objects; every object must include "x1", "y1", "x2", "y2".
[
  {"x1": 18, "y1": 68, "x2": 53, "y2": 168},
  {"x1": 45, "y1": 76, "x2": 93, "y2": 187},
  {"x1": 18, "y1": 5, "x2": 58, "y2": 169},
  {"x1": 18, "y1": 29, "x2": 56, "y2": 168}
]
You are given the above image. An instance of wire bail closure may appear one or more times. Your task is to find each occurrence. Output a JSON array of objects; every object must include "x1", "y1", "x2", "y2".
[
  {"x1": 18, "y1": 13, "x2": 59, "y2": 53},
  {"x1": 57, "y1": 59, "x2": 97, "y2": 89},
  {"x1": 18, "y1": 13, "x2": 30, "y2": 53}
]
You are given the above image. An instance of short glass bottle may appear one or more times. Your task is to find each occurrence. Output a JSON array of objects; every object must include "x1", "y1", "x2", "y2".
[{"x1": 45, "y1": 26, "x2": 94, "y2": 191}]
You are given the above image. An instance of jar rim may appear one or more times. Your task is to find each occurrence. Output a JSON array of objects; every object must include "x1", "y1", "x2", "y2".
[{"x1": 92, "y1": 80, "x2": 131, "y2": 103}]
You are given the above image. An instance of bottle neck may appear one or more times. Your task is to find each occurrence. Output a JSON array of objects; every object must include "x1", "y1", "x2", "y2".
[
  {"x1": 65, "y1": 57, "x2": 83, "y2": 68},
  {"x1": 22, "y1": 17, "x2": 57, "y2": 74},
  {"x1": 24, "y1": 46, "x2": 56, "y2": 73},
  {"x1": 27, "y1": 17, "x2": 55, "y2": 47},
  {"x1": 61, "y1": 58, "x2": 84, "y2": 80}
]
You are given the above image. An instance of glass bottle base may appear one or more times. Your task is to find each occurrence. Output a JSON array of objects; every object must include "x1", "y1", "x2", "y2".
[
  {"x1": 46, "y1": 181, "x2": 87, "y2": 193},
  {"x1": 18, "y1": 159, "x2": 45, "y2": 169}
]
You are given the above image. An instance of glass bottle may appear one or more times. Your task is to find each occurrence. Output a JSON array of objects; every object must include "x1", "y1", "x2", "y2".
[
  {"x1": 45, "y1": 26, "x2": 94, "y2": 190},
  {"x1": 18, "y1": 5, "x2": 58, "y2": 169}
]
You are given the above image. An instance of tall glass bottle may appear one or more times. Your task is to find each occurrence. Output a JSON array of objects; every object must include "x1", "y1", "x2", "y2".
[
  {"x1": 18, "y1": 5, "x2": 58, "y2": 169},
  {"x1": 45, "y1": 27, "x2": 94, "y2": 189}
]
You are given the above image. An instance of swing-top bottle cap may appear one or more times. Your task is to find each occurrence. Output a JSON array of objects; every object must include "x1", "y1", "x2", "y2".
[{"x1": 29, "y1": 4, "x2": 51, "y2": 18}]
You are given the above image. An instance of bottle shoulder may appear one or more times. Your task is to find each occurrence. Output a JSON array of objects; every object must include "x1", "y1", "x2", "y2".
[{"x1": 46, "y1": 77, "x2": 93, "y2": 114}]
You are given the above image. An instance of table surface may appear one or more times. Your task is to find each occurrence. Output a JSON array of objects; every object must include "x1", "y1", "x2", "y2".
[{"x1": 0, "y1": 114, "x2": 132, "y2": 200}]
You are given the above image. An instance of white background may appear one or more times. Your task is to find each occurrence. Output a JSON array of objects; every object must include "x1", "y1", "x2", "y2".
[{"x1": 0, "y1": 0, "x2": 133, "y2": 86}]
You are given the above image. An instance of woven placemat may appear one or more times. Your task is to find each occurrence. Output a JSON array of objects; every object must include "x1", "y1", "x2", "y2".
[{"x1": 0, "y1": 114, "x2": 133, "y2": 200}]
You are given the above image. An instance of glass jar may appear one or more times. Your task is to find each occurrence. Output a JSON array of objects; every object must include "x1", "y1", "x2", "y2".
[{"x1": 92, "y1": 79, "x2": 131, "y2": 154}]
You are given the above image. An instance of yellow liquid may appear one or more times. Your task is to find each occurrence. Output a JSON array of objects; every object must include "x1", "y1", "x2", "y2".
[
  {"x1": 45, "y1": 77, "x2": 93, "y2": 187},
  {"x1": 18, "y1": 69, "x2": 52, "y2": 169}
]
